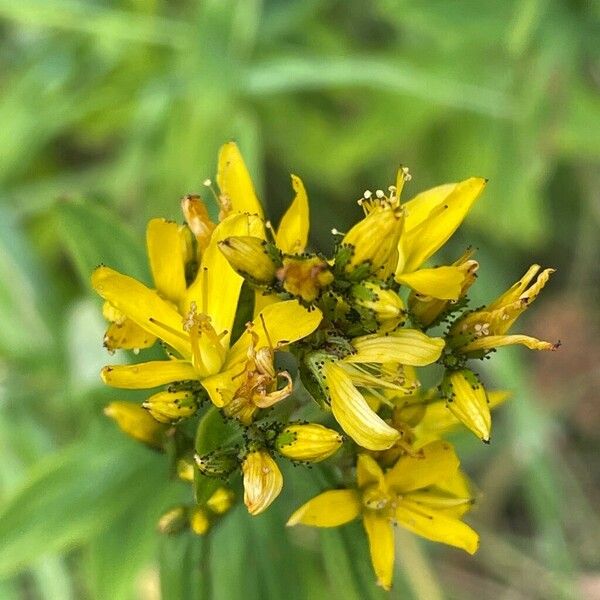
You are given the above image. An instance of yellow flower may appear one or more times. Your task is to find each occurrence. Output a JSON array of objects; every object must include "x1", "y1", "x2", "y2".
[
  {"x1": 242, "y1": 449, "x2": 283, "y2": 515},
  {"x1": 95, "y1": 210, "x2": 322, "y2": 424},
  {"x1": 394, "y1": 176, "x2": 487, "y2": 300},
  {"x1": 275, "y1": 423, "x2": 343, "y2": 462},
  {"x1": 448, "y1": 264, "x2": 557, "y2": 354},
  {"x1": 288, "y1": 442, "x2": 479, "y2": 590},
  {"x1": 318, "y1": 330, "x2": 444, "y2": 450}
]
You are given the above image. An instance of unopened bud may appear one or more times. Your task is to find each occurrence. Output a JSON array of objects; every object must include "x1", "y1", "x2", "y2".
[
  {"x1": 242, "y1": 450, "x2": 283, "y2": 515},
  {"x1": 104, "y1": 401, "x2": 167, "y2": 449},
  {"x1": 143, "y1": 390, "x2": 198, "y2": 424},
  {"x1": 181, "y1": 195, "x2": 216, "y2": 251},
  {"x1": 189, "y1": 506, "x2": 210, "y2": 535},
  {"x1": 218, "y1": 236, "x2": 278, "y2": 284},
  {"x1": 157, "y1": 506, "x2": 188, "y2": 534},
  {"x1": 194, "y1": 447, "x2": 239, "y2": 478},
  {"x1": 441, "y1": 369, "x2": 490, "y2": 442},
  {"x1": 277, "y1": 256, "x2": 334, "y2": 303},
  {"x1": 276, "y1": 423, "x2": 343, "y2": 462},
  {"x1": 206, "y1": 486, "x2": 235, "y2": 514},
  {"x1": 351, "y1": 281, "x2": 406, "y2": 332}
]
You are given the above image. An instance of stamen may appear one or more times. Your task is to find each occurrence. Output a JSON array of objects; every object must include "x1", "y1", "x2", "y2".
[
  {"x1": 331, "y1": 228, "x2": 345, "y2": 236},
  {"x1": 149, "y1": 317, "x2": 189, "y2": 341},
  {"x1": 375, "y1": 189, "x2": 385, "y2": 199},
  {"x1": 202, "y1": 267, "x2": 209, "y2": 315},
  {"x1": 363, "y1": 190, "x2": 372, "y2": 199},
  {"x1": 259, "y1": 313, "x2": 274, "y2": 351}
]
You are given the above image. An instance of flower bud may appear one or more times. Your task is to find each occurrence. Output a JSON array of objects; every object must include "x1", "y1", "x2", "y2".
[
  {"x1": 242, "y1": 450, "x2": 283, "y2": 515},
  {"x1": 194, "y1": 447, "x2": 239, "y2": 478},
  {"x1": 441, "y1": 369, "x2": 491, "y2": 442},
  {"x1": 218, "y1": 236, "x2": 278, "y2": 284},
  {"x1": 206, "y1": 486, "x2": 235, "y2": 515},
  {"x1": 276, "y1": 423, "x2": 343, "y2": 462},
  {"x1": 176, "y1": 456, "x2": 195, "y2": 482},
  {"x1": 338, "y1": 204, "x2": 403, "y2": 279},
  {"x1": 189, "y1": 506, "x2": 210, "y2": 535},
  {"x1": 143, "y1": 390, "x2": 198, "y2": 424},
  {"x1": 350, "y1": 281, "x2": 406, "y2": 332},
  {"x1": 104, "y1": 401, "x2": 167, "y2": 449},
  {"x1": 181, "y1": 194, "x2": 215, "y2": 251},
  {"x1": 410, "y1": 251, "x2": 478, "y2": 327},
  {"x1": 277, "y1": 256, "x2": 334, "y2": 303},
  {"x1": 157, "y1": 506, "x2": 188, "y2": 534}
]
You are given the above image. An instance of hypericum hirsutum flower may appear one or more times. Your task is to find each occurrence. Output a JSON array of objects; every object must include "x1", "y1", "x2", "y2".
[
  {"x1": 448, "y1": 264, "x2": 558, "y2": 354},
  {"x1": 94, "y1": 141, "x2": 556, "y2": 592},
  {"x1": 288, "y1": 442, "x2": 478, "y2": 590}
]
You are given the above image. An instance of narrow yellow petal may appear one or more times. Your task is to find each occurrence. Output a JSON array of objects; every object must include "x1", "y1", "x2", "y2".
[
  {"x1": 146, "y1": 219, "x2": 187, "y2": 305},
  {"x1": 276, "y1": 174, "x2": 310, "y2": 254},
  {"x1": 225, "y1": 300, "x2": 322, "y2": 369},
  {"x1": 386, "y1": 440, "x2": 459, "y2": 493},
  {"x1": 217, "y1": 142, "x2": 264, "y2": 218},
  {"x1": 363, "y1": 512, "x2": 395, "y2": 591},
  {"x1": 103, "y1": 319, "x2": 156, "y2": 352},
  {"x1": 325, "y1": 362, "x2": 399, "y2": 451},
  {"x1": 395, "y1": 499, "x2": 479, "y2": 554},
  {"x1": 443, "y1": 370, "x2": 491, "y2": 442},
  {"x1": 406, "y1": 490, "x2": 473, "y2": 519},
  {"x1": 287, "y1": 489, "x2": 361, "y2": 527},
  {"x1": 186, "y1": 213, "x2": 263, "y2": 343},
  {"x1": 356, "y1": 454, "x2": 386, "y2": 489},
  {"x1": 242, "y1": 450, "x2": 283, "y2": 515},
  {"x1": 349, "y1": 330, "x2": 444, "y2": 366},
  {"x1": 101, "y1": 360, "x2": 197, "y2": 389},
  {"x1": 399, "y1": 177, "x2": 486, "y2": 273},
  {"x1": 395, "y1": 266, "x2": 465, "y2": 300},
  {"x1": 459, "y1": 334, "x2": 557, "y2": 354},
  {"x1": 486, "y1": 264, "x2": 541, "y2": 310},
  {"x1": 92, "y1": 266, "x2": 191, "y2": 359}
]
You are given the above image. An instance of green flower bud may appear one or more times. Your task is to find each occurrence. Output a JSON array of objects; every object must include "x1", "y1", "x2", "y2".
[{"x1": 194, "y1": 447, "x2": 239, "y2": 478}]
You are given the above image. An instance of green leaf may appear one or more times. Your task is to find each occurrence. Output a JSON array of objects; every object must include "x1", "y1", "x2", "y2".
[
  {"x1": 159, "y1": 532, "x2": 207, "y2": 600},
  {"x1": 53, "y1": 199, "x2": 149, "y2": 287},
  {"x1": 0, "y1": 427, "x2": 165, "y2": 577}
]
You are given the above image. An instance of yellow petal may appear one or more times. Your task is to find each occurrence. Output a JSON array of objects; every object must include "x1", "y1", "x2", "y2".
[
  {"x1": 92, "y1": 266, "x2": 191, "y2": 359},
  {"x1": 101, "y1": 360, "x2": 197, "y2": 389},
  {"x1": 103, "y1": 319, "x2": 157, "y2": 351},
  {"x1": 395, "y1": 266, "x2": 465, "y2": 300},
  {"x1": 349, "y1": 330, "x2": 444, "y2": 367},
  {"x1": 325, "y1": 362, "x2": 399, "y2": 451},
  {"x1": 386, "y1": 440, "x2": 459, "y2": 493},
  {"x1": 276, "y1": 174, "x2": 310, "y2": 254},
  {"x1": 356, "y1": 453, "x2": 386, "y2": 489},
  {"x1": 459, "y1": 334, "x2": 557, "y2": 354},
  {"x1": 253, "y1": 291, "x2": 279, "y2": 317},
  {"x1": 104, "y1": 401, "x2": 167, "y2": 448},
  {"x1": 225, "y1": 300, "x2": 322, "y2": 369},
  {"x1": 287, "y1": 489, "x2": 361, "y2": 527},
  {"x1": 201, "y1": 366, "x2": 242, "y2": 408},
  {"x1": 402, "y1": 183, "x2": 457, "y2": 231},
  {"x1": 406, "y1": 490, "x2": 473, "y2": 519},
  {"x1": 362, "y1": 511, "x2": 395, "y2": 591},
  {"x1": 443, "y1": 369, "x2": 491, "y2": 442},
  {"x1": 146, "y1": 219, "x2": 187, "y2": 305},
  {"x1": 217, "y1": 142, "x2": 264, "y2": 218},
  {"x1": 242, "y1": 450, "x2": 283, "y2": 516},
  {"x1": 395, "y1": 499, "x2": 479, "y2": 554},
  {"x1": 486, "y1": 264, "x2": 542, "y2": 310},
  {"x1": 186, "y1": 213, "x2": 263, "y2": 344},
  {"x1": 399, "y1": 177, "x2": 486, "y2": 273}
]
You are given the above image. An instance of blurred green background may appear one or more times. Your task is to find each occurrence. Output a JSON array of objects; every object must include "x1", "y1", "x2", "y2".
[{"x1": 0, "y1": 1, "x2": 599, "y2": 598}]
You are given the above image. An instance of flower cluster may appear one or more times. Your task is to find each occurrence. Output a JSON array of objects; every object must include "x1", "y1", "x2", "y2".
[{"x1": 94, "y1": 142, "x2": 557, "y2": 590}]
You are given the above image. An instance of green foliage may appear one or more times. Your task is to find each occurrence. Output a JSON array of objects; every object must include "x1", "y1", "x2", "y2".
[{"x1": 0, "y1": 0, "x2": 598, "y2": 598}]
